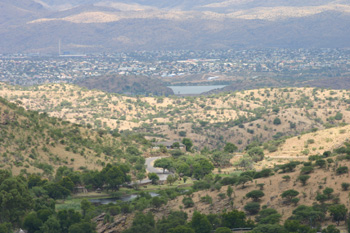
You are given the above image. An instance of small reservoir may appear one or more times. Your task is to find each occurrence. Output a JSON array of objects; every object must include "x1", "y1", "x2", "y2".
[{"x1": 168, "y1": 85, "x2": 226, "y2": 95}]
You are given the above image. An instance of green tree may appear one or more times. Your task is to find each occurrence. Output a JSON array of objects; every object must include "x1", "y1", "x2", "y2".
[
  {"x1": 315, "y1": 159, "x2": 326, "y2": 168},
  {"x1": 23, "y1": 212, "x2": 43, "y2": 233},
  {"x1": 81, "y1": 199, "x2": 93, "y2": 218},
  {"x1": 328, "y1": 204, "x2": 348, "y2": 226},
  {"x1": 190, "y1": 211, "x2": 212, "y2": 233},
  {"x1": 168, "y1": 226, "x2": 194, "y2": 233},
  {"x1": 334, "y1": 112, "x2": 343, "y2": 121},
  {"x1": 59, "y1": 177, "x2": 75, "y2": 192},
  {"x1": 292, "y1": 205, "x2": 325, "y2": 227},
  {"x1": 68, "y1": 222, "x2": 96, "y2": 233},
  {"x1": 237, "y1": 175, "x2": 253, "y2": 188},
  {"x1": 148, "y1": 173, "x2": 159, "y2": 185},
  {"x1": 244, "y1": 202, "x2": 260, "y2": 215},
  {"x1": 284, "y1": 220, "x2": 314, "y2": 233},
  {"x1": 57, "y1": 209, "x2": 82, "y2": 233},
  {"x1": 215, "y1": 227, "x2": 232, "y2": 233},
  {"x1": 227, "y1": 186, "x2": 233, "y2": 199},
  {"x1": 341, "y1": 182, "x2": 350, "y2": 191},
  {"x1": 0, "y1": 222, "x2": 12, "y2": 233},
  {"x1": 192, "y1": 159, "x2": 214, "y2": 180},
  {"x1": 154, "y1": 158, "x2": 173, "y2": 173},
  {"x1": 322, "y1": 225, "x2": 340, "y2": 233},
  {"x1": 298, "y1": 175, "x2": 310, "y2": 186},
  {"x1": 221, "y1": 210, "x2": 247, "y2": 228},
  {"x1": 136, "y1": 173, "x2": 146, "y2": 183},
  {"x1": 126, "y1": 146, "x2": 142, "y2": 156},
  {"x1": 182, "y1": 197, "x2": 194, "y2": 208},
  {"x1": 41, "y1": 216, "x2": 61, "y2": 233},
  {"x1": 281, "y1": 189, "x2": 299, "y2": 203},
  {"x1": 157, "y1": 211, "x2": 188, "y2": 233},
  {"x1": 336, "y1": 166, "x2": 348, "y2": 175},
  {"x1": 166, "y1": 174, "x2": 178, "y2": 186},
  {"x1": 323, "y1": 187, "x2": 334, "y2": 199},
  {"x1": 251, "y1": 224, "x2": 287, "y2": 233},
  {"x1": 316, "y1": 193, "x2": 328, "y2": 204},
  {"x1": 44, "y1": 182, "x2": 70, "y2": 199},
  {"x1": 151, "y1": 196, "x2": 164, "y2": 209},
  {"x1": 104, "y1": 166, "x2": 126, "y2": 190},
  {"x1": 247, "y1": 147, "x2": 264, "y2": 162},
  {"x1": 246, "y1": 190, "x2": 265, "y2": 202},
  {"x1": 182, "y1": 138, "x2": 193, "y2": 151},
  {"x1": 0, "y1": 177, "x2": 32, "y2": 224},
  {"x1": 122, "y1": 212, "x2": 155, "y2": 233},
  {"x1": 255, "y1": 208, "x2": 281, "y2": 224},
  {"x1": 224, "y1": 143, "x2": 238, "y2": 153},
  {"x1": 273, "y1": 117, "x2": 281, "y2": 125}
]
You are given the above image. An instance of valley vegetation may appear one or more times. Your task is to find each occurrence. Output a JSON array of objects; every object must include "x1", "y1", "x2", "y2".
[{"x1": 3, "y1": 83, "x2": 350, "y2": 232}]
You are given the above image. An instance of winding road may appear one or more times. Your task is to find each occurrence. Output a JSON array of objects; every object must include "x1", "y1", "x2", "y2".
[
  {"x1": 132, "y1": 157, "x2": 171, "y2": 185},
  {"x1": 145, "y1": 156, "x2": 171, "y2": 181}
]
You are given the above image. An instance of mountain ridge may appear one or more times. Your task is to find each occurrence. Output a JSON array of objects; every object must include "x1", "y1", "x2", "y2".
[{"x1": 1, "y1": 0, "x2": 350, "y2": 53}]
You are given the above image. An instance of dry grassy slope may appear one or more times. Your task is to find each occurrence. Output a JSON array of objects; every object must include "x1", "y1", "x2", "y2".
[
  {"x1": 0, "y1": 97, "x2": 127, "y2": 176},
  {"x1": 265, "y1": 125, "x2": 350, "y2": 159},
  {"x1": 1, "y1": 83, "x2": 350, "y2": 150},
  {"x1": 97, "y1": 160, "x2": 350, "y2": 232}
]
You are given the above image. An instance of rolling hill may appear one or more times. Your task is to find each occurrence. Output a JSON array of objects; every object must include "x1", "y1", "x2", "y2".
[
  {"x1": 0, "y1": 95, "x2": 151, "y2": 176},
  {"x1": 2, "y1": 82, "x2": 350, "y2": 151}
]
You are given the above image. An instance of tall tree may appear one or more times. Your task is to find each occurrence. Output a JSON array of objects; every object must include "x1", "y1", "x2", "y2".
[
  {"x1": 182, "y1": 138, "x2": 193, "y2": 152},
  {"x1": 0, "y1": 177, "x2": 32, "y2": 225},
  {"x1": 190, "y1": 212, "x2": 211, "y2": 233},
  {"x1": 154, "y1": 158, "x2": 173, "y2": 173}
]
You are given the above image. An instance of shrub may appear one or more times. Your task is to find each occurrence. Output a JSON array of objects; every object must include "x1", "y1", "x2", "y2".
[
  {"x1": 341, "y1": 182, "x2": 350, "y2": 191},
  {"x1": 200, "y1": 195, "x2": 212, "y2": 204},
  {"x1": 182, "y1": 197, "x2": 194, "y2": 208},
  {"x1": 192, "y1": 181, "x2": 211, "y2": 191},
  {"x1": 315, "y1": 159, "x2": 326, "y2": 168},
  {"x1": 273, "y1": 118, "x2": 281, "y2": 125},
  {"x1": 336, "y1": 166, "x2": 348, "y2": 175},
  {"x1": 256, "y1": 183, "x2": 265, "y2": 190},
  {"x1": 300, "y1": 166, "x2": 313, "y2": 175}
]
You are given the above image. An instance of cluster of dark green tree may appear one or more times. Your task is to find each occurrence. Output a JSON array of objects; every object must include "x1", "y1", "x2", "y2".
[
  {"x1": 154, "y1": 156, "x2": 214, "y2": 180},
  {"x1": 121, "y1": 207, "x2": 344, "y2": 233},
  {"x1": 26, "y1": 163, "x2": 131, "y2": 201},
  {"x1": 0, "y1": 170, "x2": 96, "y2": 233},
  {"x1": 122, "y1": 209, "x2": 253, "y2": 233}
]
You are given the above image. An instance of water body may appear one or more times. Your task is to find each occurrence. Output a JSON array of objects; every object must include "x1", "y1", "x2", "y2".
[
  {"x1": 89, "y1": 192, "x2": 159, "y2": 205},
  {"x1": 168, "y1": 85, "x2": 227, "y2": 95}
]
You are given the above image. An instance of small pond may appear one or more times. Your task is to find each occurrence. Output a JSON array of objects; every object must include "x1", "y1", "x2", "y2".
[{"x1": 89, "y1": 192, "x2": 159, "y2": 205}]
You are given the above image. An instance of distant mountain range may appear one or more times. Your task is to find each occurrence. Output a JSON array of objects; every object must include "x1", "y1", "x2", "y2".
[{"x1": 1, "y1": 0, "x2": 350, "y2": 53}]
